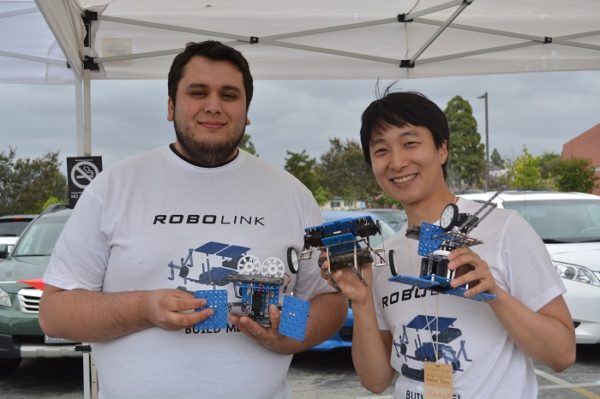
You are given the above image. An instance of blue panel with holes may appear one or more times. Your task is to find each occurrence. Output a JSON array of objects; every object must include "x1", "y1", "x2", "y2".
[
  {"x1": 193, "y1": 289, "x2": 229, "y2": 329},
  {"x1": 418, "y1": 223, "x2": 447, "y2": 256},
  {"x1": 279, "y1": 295, "x2": 310, "y2": 341}
]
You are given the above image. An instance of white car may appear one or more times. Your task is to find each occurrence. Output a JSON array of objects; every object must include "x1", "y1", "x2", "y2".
[{"x1": 460, "y1": 190, "x2": 600, "y2": 344}]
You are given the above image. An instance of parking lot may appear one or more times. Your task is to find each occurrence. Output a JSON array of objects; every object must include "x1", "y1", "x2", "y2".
[{"x1": 1, "y1": 345, "x2": 599, "y2": 398}]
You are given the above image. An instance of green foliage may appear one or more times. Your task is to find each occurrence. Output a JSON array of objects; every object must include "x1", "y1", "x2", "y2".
[
  {"x1": 444, "y1": 96, "x2": 485, "y2": 190},
  {"x1": 0, "y1": 148, "x2": 67, "y2": 215},
  {"x1": 491, "y1": 148, "x2": 504, "y2": 168},
  {"x1": 41, "y1": 196, "x2": 64, "y2": 211},
  {"x1": 284, "y1": 150, "x2": 330, "y2": 205},
  {"x1": 509, "y1": 146, "x2": 545, "y2": 189},
  {"x1": 239, "y1": 133, "x2": 258, "y2": 156},
  {"x1": 508, "y1": 148, "x2": 598, "y2": 193},
  {"x1": 315, "y1": 138, "x2": 381, "y2": 205},
  {"x1": 555, "y1": 157, "x2": 599, "y2": 193}
]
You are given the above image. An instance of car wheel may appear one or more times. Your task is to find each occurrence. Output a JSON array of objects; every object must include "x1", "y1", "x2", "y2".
[{"x1": 0, "y1": 358, "x2": 22, "y2": 376}]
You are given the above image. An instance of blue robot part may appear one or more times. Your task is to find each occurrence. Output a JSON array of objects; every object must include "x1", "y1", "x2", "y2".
[
  {"x1": 389, "y1": 193, "x2": 501, "y2": 303},
  {"x1": 388, "y1": 274, "x2": 496, "y2": 302},
  {"x1": 302, "y1": 215, "x2": 385, "y2": 289},
  {"x1": 228, "y1": 274, "x2": 282, "y2": 327},
  {"x1": 193, "y1": 289, "x2": 229, "y2": 329},
  {"x1": 278, "y1": 295, "x2": 310, "y2": 341}
]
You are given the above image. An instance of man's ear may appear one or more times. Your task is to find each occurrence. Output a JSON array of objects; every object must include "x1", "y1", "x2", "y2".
[
  {"x1": 439, "y1": 140, "x2": 448, "y2": 164},
  {"x1": 167, "y1": 97, "x2": 174, "y2": 121},
  {"x1": 246, "y1": 117, "x2": 251, "y2": 126}
]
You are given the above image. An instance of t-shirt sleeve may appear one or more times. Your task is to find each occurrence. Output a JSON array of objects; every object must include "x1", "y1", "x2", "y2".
[
  {"x1": 498, "y1": 211, "x2": 566, "y2": 312},
  {"x1": 44, "y1": 181, "x2": 109, "y2": 291}
]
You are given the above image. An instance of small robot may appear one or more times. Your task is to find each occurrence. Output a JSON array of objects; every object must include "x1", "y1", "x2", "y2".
[
  {"x1": 388, "y1": 192, "x2": 502, "y2": 302},
  {"x1": 167, "y1": 242, "x2": 309, "y2": 341},
  {"x1": 300, "y1": 215, "x2": 386, "y2": 290}
]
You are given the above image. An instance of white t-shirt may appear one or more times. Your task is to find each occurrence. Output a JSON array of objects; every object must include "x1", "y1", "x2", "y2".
[
  {"x1": 45, "y1": 146, "x2": 333, "y2": 399},
  {"x1": 373, "y1": 198, "x2": 566, "y2": 399}
]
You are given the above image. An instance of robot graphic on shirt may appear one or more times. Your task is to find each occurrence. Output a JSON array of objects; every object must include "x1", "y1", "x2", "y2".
[
  {"x1": 388, "y1": 192, "x2": 502, "y2": 302},
  {"x1": 392, "y1": 314, "x2": 472, "y2": 382},
  {"x1": 167, "y1": 242, "x2": 308, "y2": 341}
]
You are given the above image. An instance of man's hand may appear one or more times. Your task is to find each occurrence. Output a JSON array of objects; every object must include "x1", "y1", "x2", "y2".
[
  {"x1": 144, "y1": 289, "x2": 214, "y2": 330},
  {"x1": 319, "y1": 256, "x2": 373, "y2": 306},
  {"x1": 229, "y1": 304, "x2": 295, "y2": 353},
  {"x1": 447, "y1": 247, "x2": 498, "y2": 298}
]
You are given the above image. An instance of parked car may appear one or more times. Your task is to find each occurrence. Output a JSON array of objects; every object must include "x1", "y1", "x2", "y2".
[
  {"x1": 459, "y1": 190, "x2": 600, "y2": 344},
  {"x1": 0, "y1": 205, "x2": 80, "y2": 375},
  {"x1": 310, "y1": 210, "x2": 396, "y2": 351},
  {"x1": 0, "y1": 214, "x2": 36, "y2": 259},
  {"x1": 364, "y1": 208, "x2": 407, "y2": 232}
]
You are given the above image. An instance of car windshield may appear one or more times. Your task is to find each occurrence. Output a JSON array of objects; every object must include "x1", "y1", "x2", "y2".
[
  {"x1": 0, "y1": 220, "x2": 32, "y2": 237},
  {"x1": 12, "y1": 214, "x2": 69, "y2": 257},
  {"x1": 502, "y1": 199, "x2": 600, "y2": 243}
]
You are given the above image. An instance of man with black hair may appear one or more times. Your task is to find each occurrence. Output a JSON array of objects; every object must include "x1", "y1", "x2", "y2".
[{"x1": 322, "y1": 90, "x2": 575, "y2": 398}]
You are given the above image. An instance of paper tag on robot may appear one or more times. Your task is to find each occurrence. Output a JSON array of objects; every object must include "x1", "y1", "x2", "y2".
[{"x1": 424, "y1": 362, "x2": 453, "y2": 399}]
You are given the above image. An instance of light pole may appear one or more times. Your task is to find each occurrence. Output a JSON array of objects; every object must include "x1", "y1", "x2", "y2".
[{"x1": 478, "y1": 92, "x2": 489, "y2": 191}]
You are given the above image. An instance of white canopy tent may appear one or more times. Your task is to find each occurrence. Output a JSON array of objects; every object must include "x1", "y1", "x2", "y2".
[{"x1": 1, "y1": 0, "x2": 600, "y2": 156}]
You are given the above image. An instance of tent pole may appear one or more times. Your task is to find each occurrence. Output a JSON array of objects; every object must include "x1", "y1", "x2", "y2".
[
  {"x1": 74, "y1": 70, "x2": 92, "y2": 157},
  {"x1": 83, "y1": 69, "x2": 92, "y2": 156},
  {"x1": 75, "y1": 75, "x2": 83, "y2": 156}
]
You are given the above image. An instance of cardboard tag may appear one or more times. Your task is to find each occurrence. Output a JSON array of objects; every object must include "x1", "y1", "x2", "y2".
[{"x1": 424, "y1": 362, "x2": 453, "y2": 399}]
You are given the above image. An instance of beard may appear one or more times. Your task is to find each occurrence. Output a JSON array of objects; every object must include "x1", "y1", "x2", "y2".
[{"x1": 173, "y1": 120, "x2": 245, "y2": 166}]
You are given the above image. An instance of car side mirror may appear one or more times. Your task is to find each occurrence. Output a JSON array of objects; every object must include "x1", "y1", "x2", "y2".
[
  {"x1": 0, "y1": 244, "x2": 9, "y2": 259},
  {"x1": 0, "y1": 244, "x2": 15, "y2": 259}
]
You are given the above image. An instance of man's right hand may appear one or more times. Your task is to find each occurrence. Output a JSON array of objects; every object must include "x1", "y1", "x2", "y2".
[
  {"x1": 144, "y1": 289, "x2": 213, "y2": 330},
  {"x1": 319, "y1": 257, "x2": 374, "y2": 306}
]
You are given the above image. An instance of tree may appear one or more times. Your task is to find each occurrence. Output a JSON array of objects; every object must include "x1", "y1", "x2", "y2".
[
  {"x1": 509, "y1": 146, "x2": 543, "y2": 189},
  {"x1": 284, "y1": 150, "x2": 329, "y2": 205},
  {"x1": 539, "y1": 152, "x2": 562, "y2": 181},
  {"x1": 555, "y1": 157, "x2": 599, "y2": 193},
  {"x1": 444, "y1": 96, "x2": 485, "y2": 190},
  {"x1": 315, "y1": 138, "x2": 380, "y2": 206},
  {"x1": 0, "y1": 148, "x2": 67, "y2": 215},
  {"x1": 239, "y1": 133, "x2": 258, "y2": 156},
  {"x1": 491, "y1": 148, "x2": 504, "y2": 168}
]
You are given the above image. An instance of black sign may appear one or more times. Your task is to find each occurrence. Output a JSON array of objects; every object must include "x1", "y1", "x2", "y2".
[{"x1": 67, "y1": 156, "x2": 103, "y2": 208}]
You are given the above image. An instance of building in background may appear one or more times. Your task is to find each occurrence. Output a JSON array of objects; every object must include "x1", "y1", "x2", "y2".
[{"x1": 563, "y1": 124, "x2": 600, "y2": 195}]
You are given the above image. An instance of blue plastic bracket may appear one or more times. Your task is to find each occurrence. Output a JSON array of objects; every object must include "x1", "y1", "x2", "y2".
[
  {"x1": 278, "y1": 295, "x2": 310, "y2": 341},
  {"x1": 193, "y1": 289, "x2": 229, "y2": 329}
]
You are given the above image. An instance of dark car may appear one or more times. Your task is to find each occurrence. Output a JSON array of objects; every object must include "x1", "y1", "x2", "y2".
[
  {"x1": 0, "y1": 206, "x2": 80, "y2": 375},
  {"x1": 309, "y1": 210, "x2": 396, "y2": 351}
]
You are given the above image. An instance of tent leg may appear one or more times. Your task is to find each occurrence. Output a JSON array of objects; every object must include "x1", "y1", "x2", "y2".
[{"x1": 75, "y1": 70, "x2": 92, "y2": 157}]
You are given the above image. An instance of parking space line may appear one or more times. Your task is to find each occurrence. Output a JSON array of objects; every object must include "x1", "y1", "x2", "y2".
[{"x1": 535, "y1": 369, "x2": 600, "y2": 399}]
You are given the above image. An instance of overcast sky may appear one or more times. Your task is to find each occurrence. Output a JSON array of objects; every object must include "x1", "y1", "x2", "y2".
[{"x1": 1, "y1": 70, "x2": 599, "y2": 176}]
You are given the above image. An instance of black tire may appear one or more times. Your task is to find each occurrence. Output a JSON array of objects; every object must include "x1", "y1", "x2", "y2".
[
  {"x1": 389, "y1": 249, "x2": 398, "y2": 276},
  {"x1": 0, "y1": 358, "x2": 21, "y2": 376},
  {"x1": 287, "y1": 247, "x2": 299, "y2": 274}
]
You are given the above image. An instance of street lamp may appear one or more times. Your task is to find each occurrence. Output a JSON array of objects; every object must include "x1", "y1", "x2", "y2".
[{"x1": 478, "y1": 92, "x2": 489, "y2": 191}]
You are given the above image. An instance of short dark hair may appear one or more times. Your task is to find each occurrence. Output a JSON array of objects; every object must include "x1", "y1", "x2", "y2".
[
  {"x1": 167, "y1": 41, "x2": 254, "y2": 109},
  {"x1": 359, "y1": 89, "x2": 450, "y2": 177}
]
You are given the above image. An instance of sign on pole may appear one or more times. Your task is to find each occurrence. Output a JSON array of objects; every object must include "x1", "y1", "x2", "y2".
[{"x1": 67, "y1": 156, "x2": 102, "y2": 208}]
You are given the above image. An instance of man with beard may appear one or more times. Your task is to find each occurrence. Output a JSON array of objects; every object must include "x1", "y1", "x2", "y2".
[{"x1": 39, "y1": 41, "x2": 347, "y2": 399}]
